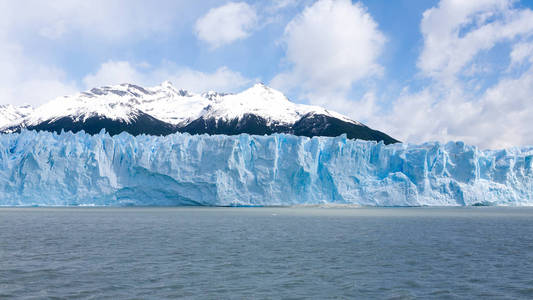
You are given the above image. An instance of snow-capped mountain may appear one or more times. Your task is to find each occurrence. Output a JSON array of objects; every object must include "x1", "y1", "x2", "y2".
[
  {"x1": 0, "y1": 82, "x2": 399, "y2": 144},
  {"x1": 0, "y1": 104, "x2": 33, "y2": 129}
]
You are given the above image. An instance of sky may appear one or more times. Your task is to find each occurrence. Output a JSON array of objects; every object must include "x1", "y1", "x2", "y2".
[{"x1": 1, "y1": 0, "x2": 533, "y2": 149}]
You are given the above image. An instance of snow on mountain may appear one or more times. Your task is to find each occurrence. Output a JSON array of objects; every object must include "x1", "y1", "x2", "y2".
[
  {"x1": 198, "y1": 83, "x2": 360, "y2": 126},
  {"x1": 1, "y1": 81, "x2": 397, "y2": 144},
  {"x1": 12, "y1": 81, "x2": 358, "y2": 128},
  {"x1": 23, "y1": 84, "x2": 155, "y2": 126},
  {"x1": 0, "y1": 104, "x2": 33, "y2": 129}
]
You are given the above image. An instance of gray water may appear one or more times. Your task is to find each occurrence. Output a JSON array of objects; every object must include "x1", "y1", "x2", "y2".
[{"x1": 1, "y1": 207, "x2": 533, "y2": 299}]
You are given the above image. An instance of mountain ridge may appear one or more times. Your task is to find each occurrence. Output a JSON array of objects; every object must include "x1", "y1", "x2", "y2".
[{"x1": 0, "y1": 82, "x2": 399, "y2": 144}]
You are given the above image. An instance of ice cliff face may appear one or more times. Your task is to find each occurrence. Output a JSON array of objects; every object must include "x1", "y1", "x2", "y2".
[{"x1": 1, "y1": 130, "x2": 532, "y2": 206}]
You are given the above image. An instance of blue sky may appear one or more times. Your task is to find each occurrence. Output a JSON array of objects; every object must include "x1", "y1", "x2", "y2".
[{"x1": 1, "y1": 0, "x2": 533, "y2": 148}]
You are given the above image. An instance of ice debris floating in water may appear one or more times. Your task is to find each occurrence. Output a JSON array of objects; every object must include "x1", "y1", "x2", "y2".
[{"x1": 0, "y1": 130, "x2": 532, "y2": 206}]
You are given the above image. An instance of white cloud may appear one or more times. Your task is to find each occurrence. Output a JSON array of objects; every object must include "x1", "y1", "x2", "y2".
[
  {"x1": 361, "y1": 0, "x2": 533, "y2": 149},
  {"x1": 275, "y1": 0, "x2": 533, "y2": 149},
  {"x1": 510, "y1": 41, "x2": 533, "y2": 65},
  {"x1": 39, "y1": 20, "x2": 67, "y2": 40},
  {"x1": 418, "y1": 0, "x2": 533, "y2": 83},
  {"x1": 163, "y1": 67, "x2": 253, "y2": 93},
  {"x1": 0, "y1": 42, "x2": 77, "y2": 106},
  {"x1": 370, "y1": 63, "x2": 533, "y2": 149},
  {"x1": 83, "y1": 61, "x2": 252, "y2": 93},
  {"x1": 366, "y1": 88, "x2": 476, "y2": 145},
  {"x1": 306, "y1": 91, "x2": 380, "y2": 125},
  {"x1": 269, "y1": 0, "x2": 386, "y2": 138},
  {"x1": 82, "y1": 61, "x2": 144, "y2": 88},
  {"x1": 271, "y1": 0, "x2": 385, "y2": 96},
  {"x1": 195, "y1": 2, "x2": 257, "y2": 48}
]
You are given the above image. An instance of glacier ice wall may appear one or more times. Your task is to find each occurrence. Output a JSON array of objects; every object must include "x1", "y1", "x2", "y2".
[{"x1": 0, "y1": 130, "x2": 532, "y2": 206}]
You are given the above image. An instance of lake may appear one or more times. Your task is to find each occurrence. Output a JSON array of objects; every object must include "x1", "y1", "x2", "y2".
[{"x1": 1, "y1": 207, "x2": 533, "y2": 299}]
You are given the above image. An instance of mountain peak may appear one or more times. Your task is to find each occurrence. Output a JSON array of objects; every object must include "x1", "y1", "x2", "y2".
[
  {"x1": 247, "y1": 82, "x2": 275, "y2": 92},
  {"x1": 0, "y1": 82, "x2": 398, "y2": 144},
  {"x1": 160, "y1": 80, "x2": 174, "y2": 89},
  {"x1": 239, "y1": 82, "x2": 288, "y2": 102},
  {"x1": 158, "y1": 80, "x2": 192, "y2": 96},
  {"x1": 251, "y1": 82, "x2": 267, "y2": 88}
]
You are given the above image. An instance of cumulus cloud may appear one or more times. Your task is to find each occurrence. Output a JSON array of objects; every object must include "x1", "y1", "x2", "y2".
[
  {"x1": 270, "y1": 0, "x2": 533, "y2": 149},
  {"x1": 418, "y1": 0, "x2": 533, "y2": 83},
  {"x1": 271, "y1": 0, "x2": 385, "y2": 97},
  {"x1": 83, "y1": 61, "x2": 252, "y2": 93},
  {"x1": 268, "y1": 0, "x2": 387, "y2": 141},
  {"x1": 195, "y1": 2, "x2": 258, "y2": 48},
  {"x1": 371, "y1": 64, "x2": 533, "y2": 149},
  {"x1": 364, "y1": 0, "x2": 533, "y2": 149}
]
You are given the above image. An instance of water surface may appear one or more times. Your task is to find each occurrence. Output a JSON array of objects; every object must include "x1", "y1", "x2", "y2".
[{"x1": 1, "y1": 207, "x2": 533, "y2": 299}]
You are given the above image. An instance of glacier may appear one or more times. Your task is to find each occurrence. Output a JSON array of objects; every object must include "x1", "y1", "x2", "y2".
[{"x1": 0, "y1": 130, "x2": 532, "y2": 206}]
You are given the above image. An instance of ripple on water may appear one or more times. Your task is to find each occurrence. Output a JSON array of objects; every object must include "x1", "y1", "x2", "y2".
[{"x1": 0, "y1": 207, "x2": 532, "y2": 299}]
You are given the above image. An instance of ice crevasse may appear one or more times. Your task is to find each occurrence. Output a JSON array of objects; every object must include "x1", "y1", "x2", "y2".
[{"x1": 0, "y1": 130, "x2": 532, "y2": 206}]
